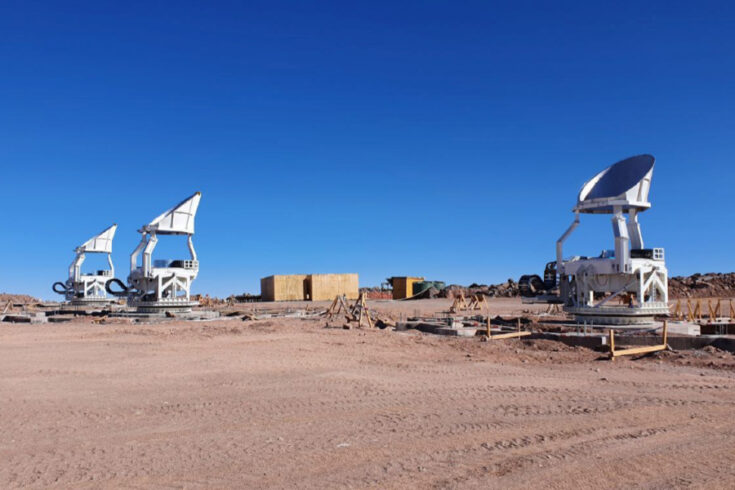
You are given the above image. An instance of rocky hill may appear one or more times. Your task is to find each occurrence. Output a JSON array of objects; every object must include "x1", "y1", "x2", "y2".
[
  {"x1": 0, "y1": 293, "x2": 40, "y2": 305},
  {"x1": 669, "y1": 273, "x2": 735, "y2": 299},
  {"x1": 429, "y1": 273, "x2": 735, "y2": 300}
]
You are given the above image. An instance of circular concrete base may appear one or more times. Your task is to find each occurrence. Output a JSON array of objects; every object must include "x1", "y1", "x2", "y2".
[
  {"x1": 566, "y1": 305, "x2": 669, "y2": 326},
  {"x1": 70, "y1": 298, "x2": 116, "y2": 308},
  {"x1": 129, "y1": 301, "x2": 199, "y2": 314}
]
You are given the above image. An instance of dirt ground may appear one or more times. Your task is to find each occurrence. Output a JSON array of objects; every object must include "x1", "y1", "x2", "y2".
[{"x1": 1, "y1": 298, "x2": 735, "y2": 489}]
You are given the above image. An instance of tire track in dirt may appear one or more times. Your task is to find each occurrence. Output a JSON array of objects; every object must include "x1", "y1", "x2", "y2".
[{"x1": 2, "y1": 315, "x2": 735, "y2": 488}]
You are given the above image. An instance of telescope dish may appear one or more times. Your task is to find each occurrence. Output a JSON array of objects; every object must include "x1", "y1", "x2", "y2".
[
  {"x1": 77, "y1": 224, "x2": 117, "y2": 253},
  {"x1": 144, "y1": 192, "x2": 201, "y2": 235},
  {"x1": 575, "y1": 154, "x2": 655, "y2": 214}
]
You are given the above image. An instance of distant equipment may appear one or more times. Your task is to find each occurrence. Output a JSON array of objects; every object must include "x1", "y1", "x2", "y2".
[
  {"x1": 53, "y1": 224, "x2": 118, "y2": 306},
  {"x1": 519, "y1": 155, "x2": 669, "y2": 325},
  {"x1": 107, "y1": 192, "x2": 202, "y2": 312}
]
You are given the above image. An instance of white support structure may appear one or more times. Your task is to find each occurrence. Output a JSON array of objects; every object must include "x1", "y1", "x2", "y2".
[
  {"x1": 522, "y1": 155, "x2": 669, "y2": 325},
  {"x1": 116, "y1": 192, "x2": 202, "y2": 312},
  {"x1": 53, "y1": 224, "x2": 117, "y2": 305}
]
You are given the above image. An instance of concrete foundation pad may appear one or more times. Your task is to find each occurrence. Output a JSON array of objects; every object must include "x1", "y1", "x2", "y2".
[
  {"x1": 700, "y1": 322, "x2": 735, "y2": 335},
  {"x1": 434, "y1": 327, "x2": 478, "y2": 337},
  {"x1": 397, "y1": 321, "x2": 477, "y2": 337},
  {"x1": 70, "y1": 299, "x2": 116, "y2": 308},
  {"x1": 529, "y1": 331, "x2": 735, "y2": 353},
  {"x1": 412, "y1": 322, "x2": 449, "y2": 334},
  {"x1": 1, "y1": 312, "x2": 48, "y2": 324},
  {"x1": 398, "y1": 320, "x2": 735, "y2": 352},
  {"x1": 530, "y1": 332, "x2": 608, "y2": 350},
  {"x1": 663, "y1": 322, "x2": 701, "y2": 336},
  {"x1": 110, "y1": 310, "x2": 220, "y2": 321},
  {"x1": 250, "y1": 311, "x2": 324, "y2": 320}
]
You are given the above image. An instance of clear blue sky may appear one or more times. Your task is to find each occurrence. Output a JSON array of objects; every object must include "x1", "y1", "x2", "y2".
[{"x1": 1, "y1": 1, "x2": 733, "y2": 300}]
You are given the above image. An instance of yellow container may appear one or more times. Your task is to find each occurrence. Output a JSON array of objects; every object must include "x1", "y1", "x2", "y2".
[{"x1": 391, "y1": 277, "x2": 424, "y2": 300}]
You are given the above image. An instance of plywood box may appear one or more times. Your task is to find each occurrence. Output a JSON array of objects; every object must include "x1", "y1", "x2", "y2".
[
  {"x1": 260, "y1": 273, "x2": 359, "y2": 301},
  {"x1": 260, "y1": 274, "x2": 308, "y2": 302},
  {"x1": 391, "y1": 276, "x2": 424, "y2": 300},
  {"x1": 307, "y1": 273, "x2": 359, "y2": 301}
]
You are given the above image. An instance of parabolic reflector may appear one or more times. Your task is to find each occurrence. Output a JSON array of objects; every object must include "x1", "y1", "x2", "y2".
[
  {"x1": 77, "y1": 224, "x2": 117, "y2": 253},
  {"x1": 575, "y1": 154, "x2": 655, "y2": 213},
  {"x1": 144, "y1": 192, "x2": 201, "y2": 235}
]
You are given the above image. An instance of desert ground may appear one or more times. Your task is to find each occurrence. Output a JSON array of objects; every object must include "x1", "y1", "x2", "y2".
[{"x1": 1, "y1": 298, "x2": 735, "y2": 489}]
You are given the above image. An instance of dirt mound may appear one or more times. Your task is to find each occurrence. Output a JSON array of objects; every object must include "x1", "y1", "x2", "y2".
[
  {"x1": 0, "y1": 293, "x2": 39, "y2": 305},
  {"x1": 359, "y1": 287, "x2": 393, "y2": 299},
  {"x1": 439, "y1": 280, "x2": 519, "y2": 299},
  {"x1": 669, "y1": 272, "x2": 735, "y2": 299}
]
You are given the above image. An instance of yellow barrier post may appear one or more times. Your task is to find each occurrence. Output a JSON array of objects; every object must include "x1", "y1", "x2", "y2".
[
  {"x1": 608, "y1": 328, "x2": 615, "y2": 354},
  {"x1": 673, "y1": 300, "x2": 682, "y2": 320},
  {"x1": 687, "y1": 299, "x2": 702, "y2": 322},
  {"x1": 707, "y1": 299, "x2": 721, "y2": 322}
]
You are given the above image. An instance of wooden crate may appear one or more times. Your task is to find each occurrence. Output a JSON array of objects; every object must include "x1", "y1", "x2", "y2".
[
  {"x1": 260, "y1": 274, "x2": 308, "y2": 302},
  {"x1": 307, "y1": 273, "x2": 359, "y2": 301}
]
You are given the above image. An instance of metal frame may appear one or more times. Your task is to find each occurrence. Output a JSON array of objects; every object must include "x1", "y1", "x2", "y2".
[
  {"x1": 524, "y1": 155, "x2": 669, "y2": 325},
  {"x1": 53, "y1": 224, "x2": 117, "y2": 305},
  {"x1": 112, "y1": 192, "x2": 202, "y2": 312}
]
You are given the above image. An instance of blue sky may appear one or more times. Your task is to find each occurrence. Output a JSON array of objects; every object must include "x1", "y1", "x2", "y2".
[{"x1": 1, "y1": 1, "x2": 733, "y2": 299}]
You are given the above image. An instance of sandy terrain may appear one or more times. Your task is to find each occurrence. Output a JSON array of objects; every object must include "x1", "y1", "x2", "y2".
[{"x1": 1, "y1": 299, "x2": 735, "y2": 489}]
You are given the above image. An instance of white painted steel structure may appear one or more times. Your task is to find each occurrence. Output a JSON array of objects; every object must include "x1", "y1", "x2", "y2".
[
  {"x1": 53, "y1": 224, "x2": 117, "y2": 305},
  {"x1": 525, "y1": 155, "x2": 669, "y2": 324},
  {"x1": 117, "y1": 192, "x2": 202, "y2": 312}
]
